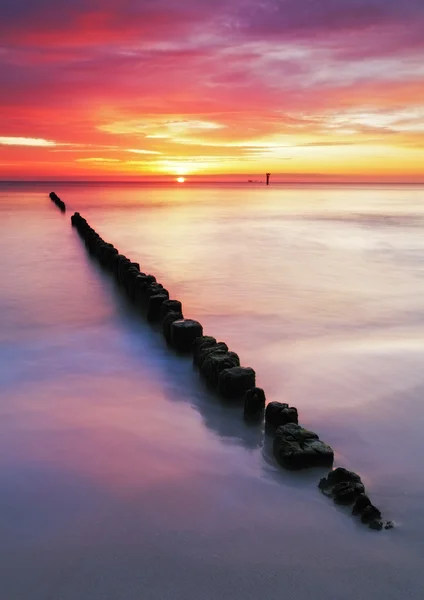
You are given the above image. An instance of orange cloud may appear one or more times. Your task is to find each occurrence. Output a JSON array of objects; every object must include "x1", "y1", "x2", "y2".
[{"x1": 1, "y1": 1, "x2": 424, "y2": 181}]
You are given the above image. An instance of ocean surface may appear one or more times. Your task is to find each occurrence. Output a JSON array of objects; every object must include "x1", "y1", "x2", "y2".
[{"x1": 1, "y1": 181, "x2": 424, "y2": 599}]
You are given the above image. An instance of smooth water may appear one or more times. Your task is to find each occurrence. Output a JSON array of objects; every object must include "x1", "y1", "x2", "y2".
[{"x1": 1, "y1": 182, "x2": 424, "y2": 599}]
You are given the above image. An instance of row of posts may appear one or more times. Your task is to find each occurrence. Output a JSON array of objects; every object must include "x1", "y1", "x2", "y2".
[{"x1": 56, "y1": 200, "x2": 391, "y2": 531}]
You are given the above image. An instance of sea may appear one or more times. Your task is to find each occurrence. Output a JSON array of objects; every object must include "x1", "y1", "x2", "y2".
[{"x1": 0, "y1": 181, "x2": 423, "y2": 599}]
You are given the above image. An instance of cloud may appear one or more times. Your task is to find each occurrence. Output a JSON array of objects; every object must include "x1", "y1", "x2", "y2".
[
  {"x1": 0, "y1": 136, "x2": 57, "y2": 147},
  {"x1": 232, "y1": 1, "x2": 424, "y2": 41},
  {"x1": 76, "y1": 157, "x2": 121, "y2": 163},
  {"x1": 0, "y1": 0, "x2": 226, "y2": 47},
  {"x1": 126, "y1": 149, "x2": 162, "y2": 155},
  {"x1": 1, "y1": 1, "x2": 424, "y2": 180},
  {"x1": 100, "y1": 119, "x2": 226, "y2": 137}
]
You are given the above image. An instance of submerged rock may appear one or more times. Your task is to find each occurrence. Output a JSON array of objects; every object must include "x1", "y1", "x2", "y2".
[
  {"x1": 319, "y1": 468, "x2": 390, "y2": 531},
  {"x1": 145, "y1": 283, "x2": 167, "y2": 299},
  {"x1": 161, "y1": 299, "x2": 183, "y2": 320},
  {"x1": 98, "y1": 243, "x2": 118, "y2": 268},
  {"x1": 71, "y1": 212, "x2": 81, "y2": 225},
  {"x1": 192, "y1": 336, "x2": 217, "y2": 364},
  {"x1": 333, "y1": 481, "x2": 365, "y2": 505},
  {"x1": 320, "y1": 468, "x2": 366, "y2": 506},
  {"x1": 133, "y1": 274, "x2": 155, "y2": 304},
  {"x1": 361, "y1": 504, "x2": 382, "y2": 524},
  {"x1": 50, "y1": 192, "x2": 66, "y2": 212},
  {"x1": 326, "y1": 468, "x2": 362, "y2": 486},
  {"x1": 319, "y1": 477, "x2": 329, "y2": 491},
  {"x1": 265, "y1": 401, "x2": 298, "y2": 428},
  {"x1": 218, "y1": 366, "x2": 256, "y2": 399},
  {"x1": 200, "y1": 351, "x2": 240, "y2": 386},
  {"x1": 352, "y1": 493, "x2": 372, "y2": 515},
  {"x1": 369, "y1": 520, "x2": 383, "y2": 531},
  {"x1": 147, "y1": 293, "x2": 169, "y2": 321},
  {"x1": 274, "y1": 423, "x2": 334, "y2": 470},
  {"x1": 170, "y1": 319, "x2": 203, "y2": 352},
  {"x1": 123, "y1": 267, "x2": 142, "y2": 297},
  {"x1": 196, "y1": 342, "x2": 229, "y2": 368},
  {"x1": 162, "y1": 311, "x2": 184, "y2": 343},
  {"x1": 244, "y1": 387, "x2": 266, "y2": 419}
]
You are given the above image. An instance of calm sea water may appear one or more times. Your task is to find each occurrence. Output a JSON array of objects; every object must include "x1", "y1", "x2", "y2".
[{"x1": 1, "y1": 182, "x2": 424, "y2": 599}]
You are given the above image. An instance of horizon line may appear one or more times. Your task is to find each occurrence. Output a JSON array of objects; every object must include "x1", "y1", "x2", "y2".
[{"x1": 1, "y1": 179, "x2": 424, "y2": 185}]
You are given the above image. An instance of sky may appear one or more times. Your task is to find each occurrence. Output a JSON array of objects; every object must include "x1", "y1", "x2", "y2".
[{"x1": 1, "y1": 0, "x2": 424, "y2": 182}]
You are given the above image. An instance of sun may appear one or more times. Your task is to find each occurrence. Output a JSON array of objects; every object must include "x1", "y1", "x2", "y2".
[{"x1": 176, "y1": 177, "x2": 185, "y2": 183}]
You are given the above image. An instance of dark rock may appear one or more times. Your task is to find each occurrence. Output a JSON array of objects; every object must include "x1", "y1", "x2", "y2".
[
  {"x1": 145, "y1": 283, "x2": 168, "y2": 299},
  {"x1": 244, "y1": 387, "x2": 266, "y2": 419},
  {"x1": 136, "y1": 274, "x2": 156, "y2": 288},
  {"x1": 115, "y1": 255, "x2": 130, "y2": 281},
  {"x1": 134, "y1": 279, "x2": 164, "y2": 306},
  {"x1": 126, "y1": 266, "x2": 141, "y2": 278},
  {"x1": 160, "y1": 299, "x2": 183, "y2": 320},
  {"x1": 92, "y1": 240, "x2": 105, "y2": 257},
  {"x1": 162, "y1": 311, "x2": 184, "y2": 343},
  {"x1": 196, "y1": 342, "x2": 229, "y2": 368},
  {"x1": 106, "y1": 249, "x2": 119, "y2": 270},
  {"x1": 120, "y1": 261, "x2": 140, "y2": 274},
  {"x1": 73, "y1": 214, "x2": 87, "y2": 230},
  {"x1": 50, "y1": 192, "x2": 66, "y2": 212},
  {"x1": 318, "y1": 472, "x2": 391, "y2": 530},
  {"x1": 318, "y1": 477, "x2": 328, "y2": 491},
  {"x1": 120, "y1": 262, "x2": 140, "y2": 286},
  {"x1": 132, "y1": 274, "x2": 153, "y2": 303},
  {"x1": 122, "y1": 264, "x2": 139, "y2": 278},
  {"x1": 333, "y1": 481, "x2": 365, "y2": 505},
  {"x1": 199, "y1": 351, "x2": 240, "y2": 386},
  {"x1": 170, "y1": 319, "x2": 203, "y2": 352},
  {"x1": 361, "y1": 505, "x2": 382, "y2": 524},
  {"x1": 352, "y1": 494, "x2": 372, "y2": 515},
  {"x1": 319, "y1": 484, "x2": 333, "y2": 498},
  {"x1": 124, "y1": 269, "x2": 142, "y2": 297},
  {"x1": 89, "y1": 241, "x2": 100, "y2": 253},
  {"x1": 326, "y1": 468, "x2": 362, "y2": 486},
  {"x1": 385, "y1": 521, "x2": 394, "y2": 530},
  {"x1": 98, "y1": 243, "x2": 118, "y2": 268},
  {"x1": 273, "y1": 423, "x2": 334, "y2": 470},
  {"x1": 192, "y1": 336, "x2": 217, "y2": 364},
  {"x1": 123, "y1": 268, "x2": 142, "y2": 296},
  {"x1": 265, "y1": 401, "x2": 298, "y2": 428},
  {"x1": 147, "y1": 293, "x2": 169, "y2": 321},
  {"x1": 71, "y1": 212, "x2": 81, "y2": 225},
  {"x1": 218, "y1": 367, "x2": 256, "y2": 399}
]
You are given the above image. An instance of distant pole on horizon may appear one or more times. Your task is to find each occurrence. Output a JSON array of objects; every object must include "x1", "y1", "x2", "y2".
[{"x1": 266, "y1": 173, "x2": 270, "y2": 185}]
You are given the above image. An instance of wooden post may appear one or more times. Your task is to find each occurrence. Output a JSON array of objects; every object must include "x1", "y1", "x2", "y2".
[{"x1": 266, "y1": 173, "x2": 270, "y2": 185}]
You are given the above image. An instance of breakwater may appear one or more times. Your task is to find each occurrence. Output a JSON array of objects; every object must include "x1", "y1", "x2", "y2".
[
  {"x1": 70, "y1": 209, "x2": 392, "y2": 531},
  {"x1": 49, "y1": 191, "x2": 66, "y2": 212}
]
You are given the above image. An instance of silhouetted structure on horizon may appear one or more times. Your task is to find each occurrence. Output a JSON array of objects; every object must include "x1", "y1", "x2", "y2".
[{"x1": 266, "y1": 173, "x2": 270, "y2": 185}]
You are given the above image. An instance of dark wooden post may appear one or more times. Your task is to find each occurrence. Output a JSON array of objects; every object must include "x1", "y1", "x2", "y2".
[{"x1": 266, "y1": 173, "x2": 270, "y2": 185}]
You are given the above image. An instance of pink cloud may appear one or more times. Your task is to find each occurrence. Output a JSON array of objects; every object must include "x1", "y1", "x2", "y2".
[{"x1": 1, "y1": 0, "x2": 424, "y2": 180}]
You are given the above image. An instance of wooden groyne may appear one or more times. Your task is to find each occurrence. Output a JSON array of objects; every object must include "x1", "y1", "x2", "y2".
[
  {"x1": 70, "y1": 210, "x2": 392, "y2": 531},
  {"x1": 49, "y1": 191, "x2": 66, "y2": 212}
]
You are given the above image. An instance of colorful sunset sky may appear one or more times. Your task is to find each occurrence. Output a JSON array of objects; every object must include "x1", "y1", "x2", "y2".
[{"x1": 1, "y1": 0, "x2": 424, "y2": 181}]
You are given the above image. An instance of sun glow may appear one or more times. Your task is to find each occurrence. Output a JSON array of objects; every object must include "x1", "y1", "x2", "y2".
[{"x1": 176, "y1": 177, "x2": 185, "y2": 183}]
